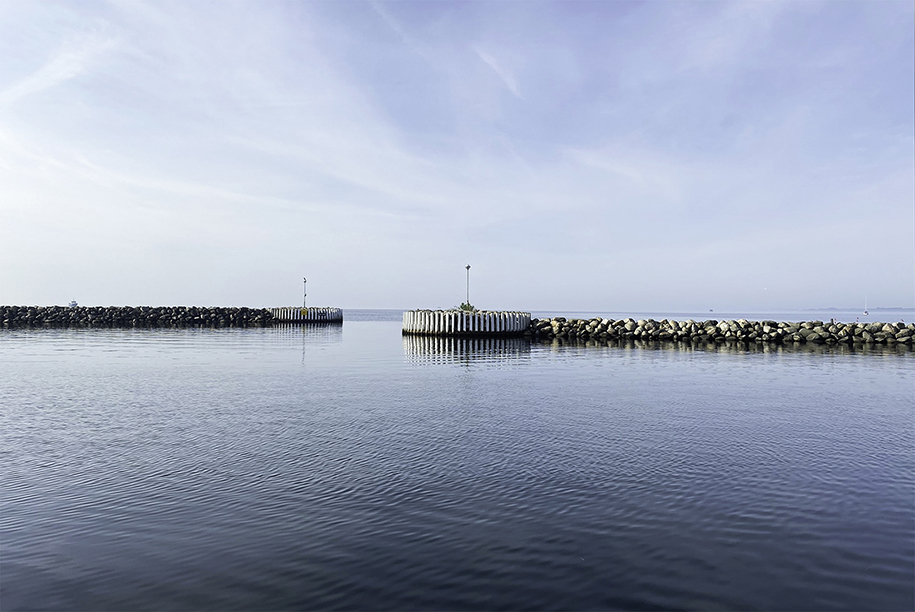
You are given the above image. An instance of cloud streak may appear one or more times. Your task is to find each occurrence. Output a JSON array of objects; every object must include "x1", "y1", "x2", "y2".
[
  {"x1": 474, "y1": 46, "x2": 522, "y2": 98},
  {"x1": 0, "y1": 35, "x2": 115, "y2": 107}
]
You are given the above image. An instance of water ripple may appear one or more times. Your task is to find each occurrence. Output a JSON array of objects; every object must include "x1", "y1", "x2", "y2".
[{"x1": 1, "y1": 324, "x2": 912, "y2": 611}]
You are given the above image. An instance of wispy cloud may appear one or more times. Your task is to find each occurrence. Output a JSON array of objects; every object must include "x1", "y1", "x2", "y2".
[
  {"x1": 474, "y1": 46, "x2": 522, "y2": 98},
  {"x1": 369, "y1": 1, "x2": 435, "y2": 67},
  {"x1": 0, "y1": 35, "x2": 115, "y2": 107}
]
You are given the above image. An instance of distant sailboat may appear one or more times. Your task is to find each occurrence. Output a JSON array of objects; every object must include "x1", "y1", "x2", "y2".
[{"x1": 863, "y1": 297, "x2": 868, "y2": 316}]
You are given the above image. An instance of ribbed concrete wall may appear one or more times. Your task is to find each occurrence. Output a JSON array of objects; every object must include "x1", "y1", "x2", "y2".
[
  {"x1": 402, "y1": 310, "x2": 530, "y2": 336},
  {"x1": 270, "y1": 307, "x2": 343, "y2": 323}
]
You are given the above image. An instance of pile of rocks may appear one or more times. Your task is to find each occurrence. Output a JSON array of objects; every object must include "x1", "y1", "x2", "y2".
[
  {"x1": 529, "y1": 317, "x2": 914, "y2": 345},
  {"x1": 1, "y1": 306, "x2": 275, "y2": 329}
]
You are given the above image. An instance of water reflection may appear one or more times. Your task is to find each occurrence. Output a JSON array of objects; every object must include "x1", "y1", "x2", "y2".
[
  {"x1": 403, "y1": 333, "x2": 912, "y2": 362},
  {"x1": 403, "y1": 335, "x2": 531, "y2": 365},
  {"x1": 258, "y1": 324, "x2": 344, "y2": 363},
  {"x1": 534, "y1": 336, "x2": 913, "y2": 356},
  {"x1": 267, "y1": 322, "x2": 343, "y2": 338}
]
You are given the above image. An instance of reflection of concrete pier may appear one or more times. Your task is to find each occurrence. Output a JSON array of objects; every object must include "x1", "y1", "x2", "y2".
[
  {"x1": 402, "y1": 310, "x2": 530, "y2": 336},
  {"x1": 263, "y1": 322, "x2": 344, "y2": 346},
  {"x1": 270, "y1": 307, "x2": 343, "y2": 324},
  {"x1": 403, "y1": 334, "x2": 531, "y2": 364}
]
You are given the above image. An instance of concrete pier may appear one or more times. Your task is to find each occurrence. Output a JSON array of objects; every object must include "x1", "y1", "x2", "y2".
[
  {"x1": 270, "y1": 307, "x2": 343, "y2": 323},
  {"x1": 402, "y1": 310, "x2": 530, "y2": 336}
]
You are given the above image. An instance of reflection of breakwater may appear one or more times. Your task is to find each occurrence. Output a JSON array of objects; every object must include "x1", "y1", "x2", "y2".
[
  {"x1": 403, "y1": 334, "x2": 531, "y2": 365},
  {"x1": 531, "y1": 317, "x2": 914, "y2": 347},
  {"x1": 535, "y1": 336, "x2": 913, "y2": 356},
  {"x1": 265, "y1": 322, "x2": 344, "y2": 345}
]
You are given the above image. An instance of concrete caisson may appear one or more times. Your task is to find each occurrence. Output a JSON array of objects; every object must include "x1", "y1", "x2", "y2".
[
  {"x1": 402, "y1": 310, "x2": 531, "y2": 336},
  {"x1": 270, "y1": 307, "x2": 343, "y2": 323}
]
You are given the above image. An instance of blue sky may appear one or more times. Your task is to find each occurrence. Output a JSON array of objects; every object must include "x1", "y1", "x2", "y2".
[{"x1": 1, "y1": 1, "x2": 912, "y2": 311}]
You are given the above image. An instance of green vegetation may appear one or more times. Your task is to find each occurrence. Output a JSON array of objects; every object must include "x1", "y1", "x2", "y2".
[{"x1": 458, "y1": 302, "x2": 477, "y2": 311}]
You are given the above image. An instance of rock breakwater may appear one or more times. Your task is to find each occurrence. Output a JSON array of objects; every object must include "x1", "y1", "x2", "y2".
[
  {"x1": 529, "y1": 317, "x2": 914, "y2": 346},
  {"x1": 1, "y1": 306, "x2": 274, "y2": 329}
]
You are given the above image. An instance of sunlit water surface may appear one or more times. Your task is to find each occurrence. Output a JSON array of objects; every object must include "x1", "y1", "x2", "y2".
[{"x1": 1, "y1": 311, "x2": 912, "y2": 611}]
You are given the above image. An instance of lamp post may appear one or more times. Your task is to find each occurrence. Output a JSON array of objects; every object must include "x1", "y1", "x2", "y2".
[
  {"x1": 465, "y1": 264, "x2": 470, "y2": 306},
  {"x1": 303, "y1": 277, "x2": 307, "y2": 310}
]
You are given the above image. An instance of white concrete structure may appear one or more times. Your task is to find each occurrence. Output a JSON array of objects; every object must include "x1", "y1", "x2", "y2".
[
  {"x1": 270, "y1": 307, "x2": 343, "y2": 323},
  {"x1": 402, "y1": 309, "x2": 530, "y2": 336}
]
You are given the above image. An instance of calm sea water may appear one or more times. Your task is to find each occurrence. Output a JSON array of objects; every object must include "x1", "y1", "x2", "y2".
[{"x1": 2, "y1": 310, "x2": 913, "y2": 611}]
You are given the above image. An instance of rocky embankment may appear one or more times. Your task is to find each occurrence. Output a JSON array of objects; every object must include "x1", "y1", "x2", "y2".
[
  {"x1": 529, "y1": 317, "x2": 914, "y2": 345},
  {"x1": 1, "y1": 306, "x2": 274, "y2": 328}
]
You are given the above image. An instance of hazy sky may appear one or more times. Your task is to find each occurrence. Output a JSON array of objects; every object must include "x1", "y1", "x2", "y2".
[{"x1": 1, "y1": 1, "x2": 913, "y2": 311}]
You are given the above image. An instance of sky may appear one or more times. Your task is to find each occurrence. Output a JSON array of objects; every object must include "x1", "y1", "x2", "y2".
[{"x1": 1, "y1": 1, "x2": 913, "y2": 312}]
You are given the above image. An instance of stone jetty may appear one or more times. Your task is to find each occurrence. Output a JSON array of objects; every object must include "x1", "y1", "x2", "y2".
[
  {"x1": 403, "y1": 309, "x2": 530, "y2": 336},
  {"x1": 1, "y1": 305, "x2": 274, "y2": 328},
  {"x1": 528, "y1": 317, "x2": 914, "y2": 345}
]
